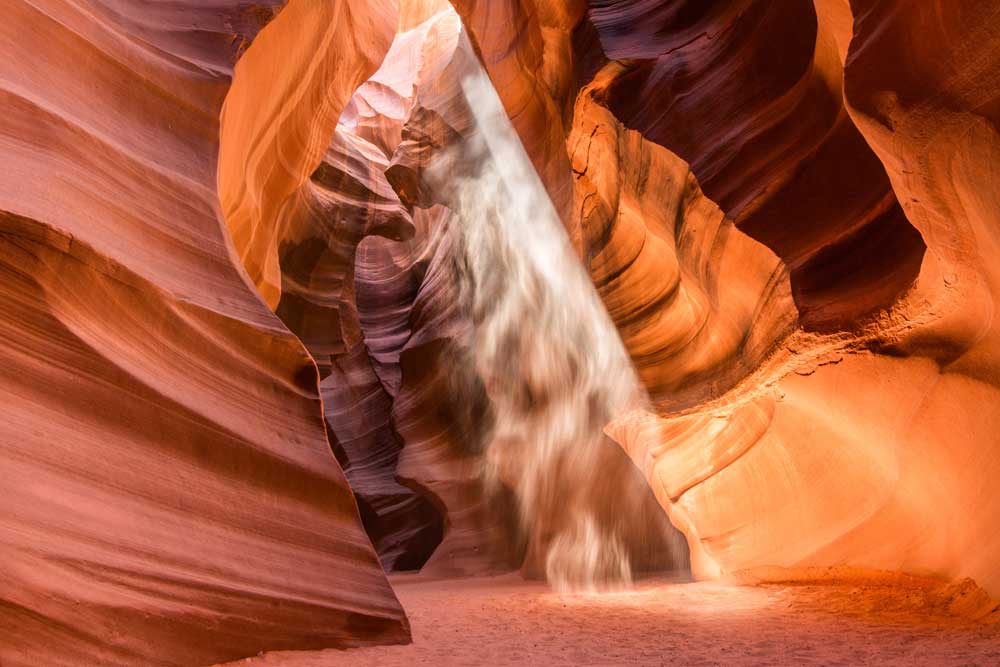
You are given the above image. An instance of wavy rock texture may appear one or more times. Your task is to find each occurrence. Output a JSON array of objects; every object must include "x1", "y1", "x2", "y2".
[
  {"x1": 388, "y1": 211, "x2": 523, "y2": 576},
  {"x1": 349, "y1": 5, "x2": 565, "y2": 576},
  {"x1": 560, "y1": 56, "x2": 799, "y2": 577},
  {"x1": 589, "y1": 0, "x2": 926, "y2": 332},
  {"x1": 222, "y1": 3, "x2": 504, "y2": 572},
  {"x1": 354, "y1": 207, "x2": 516, "y2": 576},
  {"x1": 583, "y1": 0, "x2": 1000, "y2": 597},
  {"x1": 568, "y1": 62, "x2": 797, "y2": 408},
  {"x1": 447, "y1": 0, "x2": 1000, "y2": 598},
  {"x1": 218, "y1": 0, "x2": 398, "y2": 307},
  {"x1": 270, "y1": 125, "x2": 444, "y2": 572},
  {"x1": 836, "y1": 0, "x2": 1000, "y2": 595},
  {"x1": 6, "y1": 1, "x2": 1000, "y2": 664},
  {"x1": 315, "y1": 6, "x2": 488, "y2": 574},
  {"x1": 383, "y1": 13, "x2": 688, "y2": 581},
  {"x1": 219, "y1": 0, "x2": 530, "y2": 574},
  {"x1": 0, "y1": 1, "x2": 408, "y2": 665}
]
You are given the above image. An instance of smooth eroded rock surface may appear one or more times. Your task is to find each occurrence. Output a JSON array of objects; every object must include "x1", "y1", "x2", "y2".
[
  {"x1": 5, "y1": 0, "x2": 1000, "y2": 663},
  {"x1": 1, "y1": 2, "x2": 407, "y2": 664}
]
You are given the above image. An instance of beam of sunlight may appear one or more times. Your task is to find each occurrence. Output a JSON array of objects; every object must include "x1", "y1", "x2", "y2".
[{"x1": 414, "y1": 31, "x2": 655, "y2": 592}]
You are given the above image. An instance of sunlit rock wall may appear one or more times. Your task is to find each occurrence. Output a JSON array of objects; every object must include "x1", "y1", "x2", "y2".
[
  {"x1": 579, "y1": 0, "x2": 1000, "y2": 596},
  {"x1": 220, "y1": 3, "x2": 501, "y2": 573},
  {"x1": 5, "y1": 2, "x2": 1000, "y2": 665},
  {"x1": 447, "y1": 0, "x2": 1000, "y2": 597},
  {"x1": 0, "y1": 1, "x2": 408, "y2": 665}
]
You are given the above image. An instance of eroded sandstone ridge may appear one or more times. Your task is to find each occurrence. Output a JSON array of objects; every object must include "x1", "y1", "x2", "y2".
[
  {"x1": 3, "y1": 0, "x2": 1000, "y2": 663},
  {"x1": 585, "y1": 0, "x2": 1000, "y2": 598},
  {"x1": 1, "y1": 2, "x2": 407, "y2": 665}
]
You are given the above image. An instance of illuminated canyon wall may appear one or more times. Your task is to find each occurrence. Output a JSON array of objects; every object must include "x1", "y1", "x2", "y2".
[
  {"x1": 0, "y1": 2, "x2": 407, "y2": 665},
  {"x1": 2, "y1": 0, "x2": 1000, "y2": 664},
  {"x1": 585, "y1": 0, "x2": 1000, "y2": 595}
]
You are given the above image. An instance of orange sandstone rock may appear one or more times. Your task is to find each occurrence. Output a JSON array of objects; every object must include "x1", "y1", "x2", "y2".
[{"x1": 0, "y1": 1, "x2": 407, "y2": 664}]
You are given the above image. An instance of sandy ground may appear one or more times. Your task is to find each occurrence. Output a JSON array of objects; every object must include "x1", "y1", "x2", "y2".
[{"x1": 224, "y1": 572, "x2": 1000, "y2": 666}]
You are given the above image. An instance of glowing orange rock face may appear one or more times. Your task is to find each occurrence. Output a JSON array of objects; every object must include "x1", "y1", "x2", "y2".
[
  {"x1": 453, "y1": 0, "x2": 1000, "y2": 597},
  {"x1": 565, "y1": 58, "x2": 797, "y2": 579},
  {"x1": 574, "y1": 0, "x2": 1000, "y2": 596},
  {"x1": 567, "y1": 62, "x2": 797, "y2": 407},
  {"x1": 590, "y1": 0, "x2": 927, "y2": 332},
  {"x1": 218, "y1": 0, "x2": 399, "y2": 308},
  {"x1": 5, "y1": 0, "x2": 1000, "y2": 662},
  {"x1": 0, "y1": 1, "x2": 407, "y2": 665}
]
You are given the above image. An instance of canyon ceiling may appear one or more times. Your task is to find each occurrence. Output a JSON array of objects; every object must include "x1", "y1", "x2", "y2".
[{"x1": 2, "y1": 0, "x2": 1000, "y2": 665}]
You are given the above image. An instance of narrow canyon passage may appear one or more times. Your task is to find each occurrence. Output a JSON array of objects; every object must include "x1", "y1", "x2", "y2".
[
  {"x1": 5, "y1": 0, "x2": 1000, "y2": 666},
  {"x1": 211, "y1": 1, "x2": 1000, "y2": 660}
]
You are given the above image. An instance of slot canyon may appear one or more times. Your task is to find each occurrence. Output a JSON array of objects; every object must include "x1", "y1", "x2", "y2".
[{"x1": 3, "y1": 0, "x2": 1000, "y2": 665}]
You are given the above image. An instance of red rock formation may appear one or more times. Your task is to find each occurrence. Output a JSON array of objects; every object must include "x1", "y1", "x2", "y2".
[
  {"x1": 370, "y1": 7, "x2": 539, "y2": 575},
  {"x1": 563, "y1": 58, "x2": 795, "y2": 576},
  {"x1": 390, "y1": 221, "x2": 523, "y2": 575},
  {"x1": 837, "y1": 0, "x2": 1000, "y2": 595},
  {"x1": 0, "y1": 1, "x2": 407, "y2": 664},
  {"x1": 270, "y1": 127, "x2": 444, "y2": 571},
  {"x1": 383, "y1": 18, "x2": 689, "y2": 582},
  {"x1": 592, "y1": 0, "x2": 1000, "y2": 598},
  {"x1": 354, "y1": 210, "x2": 508, "y2": 575},
  {"x1": 222, "y1": 4, "x2": 479, "y2": 572},
  {"x1": 6, "y1": 1, "x2": 1000, "y2": 664},
  {"x1": 215, "y1": 0, "x2": 1000, "y2": 602},
  {"x1": 449, "y1": 0, "x2": 603, "y2": 225},
  {"x1": 448, "y1": 0, "x2": 1000, "y2": 599},
  {"x1": 567, "y1": 62, "x2": 797, "y2": 407},
  {"x1": 218, "y1": 0, "x2": 398, "y2": 307},
  {"x1": 590, "y1": 0, "x2": 926, "y2": 332}
]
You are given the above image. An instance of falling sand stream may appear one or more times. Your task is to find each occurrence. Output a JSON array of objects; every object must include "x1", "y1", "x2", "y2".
[{"x1": 390, "y1": 26, "x2": 661, "y2": 592}]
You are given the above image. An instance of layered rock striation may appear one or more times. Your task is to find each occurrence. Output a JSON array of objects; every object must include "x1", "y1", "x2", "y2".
[
  {"x1": 580, "y1": 0, "x2": 1000, "y2": 596},
  {"x1": 5, "y1": 1, "x2": 1000, "y2": 664},
  {"x1": 1, "y1": 1, "x2": 408, "y2": 665}
]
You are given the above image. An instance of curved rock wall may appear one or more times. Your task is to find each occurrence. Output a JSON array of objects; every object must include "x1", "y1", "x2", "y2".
[
  {"x1": 591, "y1": 0, "x2": 926, "y2": 332},
  {"x1": 389, "y1": 213, "x2": 522, "y2": 575},
  {"x1": 839, "y1": 0, "x2": 1000, "y2": 595},
  {"x1": 212, "y1": 0, "x2": 1000, "y2": 600},
  {"x1": 589, "y1": 0, "x2": 1000, "y2": 596},
  {"x1": 453, "y1": 0, "x2": 1000, "y2": 597},
  {"x1": 6, "y1": 1, "x2": 1000, "y2": 663},
  {"x1": 220, "y1": 4, "x2": 473, "y2": 572},
  {"x1": 218, "y1": 0, "x2": 397, "y2": 307},
  {"x1": 568, "y1": 62, "x2": 797, "y2": 408},
  {"x1": 383, "y1": 16, "x2": 689, "y2": 582},
  {"x1": 0, "y1": 1, "x2": 407, "y2": 664},
  {"x1": 274, "y1": 129, "x2": 443, "y2": 572}
]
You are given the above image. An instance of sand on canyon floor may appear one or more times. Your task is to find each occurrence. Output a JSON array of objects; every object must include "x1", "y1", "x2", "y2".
[{"x1": 223, "y1": 569, "x2": 1000, "y2": 666}]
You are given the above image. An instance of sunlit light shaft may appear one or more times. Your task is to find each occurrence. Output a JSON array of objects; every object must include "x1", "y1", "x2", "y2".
[{"x1": 420, "y1": 32, "x2": 653, "y2": 592}]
